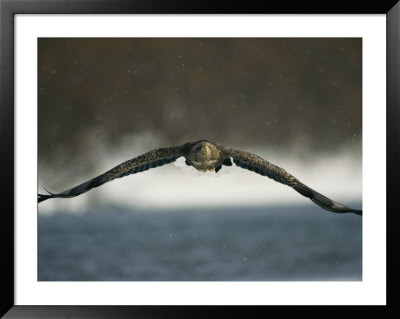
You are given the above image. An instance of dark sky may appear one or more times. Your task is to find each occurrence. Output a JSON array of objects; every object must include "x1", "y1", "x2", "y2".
[{"x1": 38, "y1": 38, "x2": 362, "y2": 175}]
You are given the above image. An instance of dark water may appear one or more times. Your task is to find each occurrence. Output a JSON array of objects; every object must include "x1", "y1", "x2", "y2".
[{"x1": 38, "y1": 204, "x2": 362, "y2": 281}]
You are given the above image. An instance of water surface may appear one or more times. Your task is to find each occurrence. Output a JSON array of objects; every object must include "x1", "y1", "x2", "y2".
[{"x1": 38, "y1": 204, "x2": 362, "y2": 281}]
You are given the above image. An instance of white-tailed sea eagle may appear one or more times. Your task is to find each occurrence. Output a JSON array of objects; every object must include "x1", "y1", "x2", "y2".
[{"x1": 38, "y1": 140, "x2": 362, "y2": 215}]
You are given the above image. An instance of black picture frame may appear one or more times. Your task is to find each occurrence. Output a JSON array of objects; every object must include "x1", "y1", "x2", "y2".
[{"x1": 1, "y1": 0, "x2": 399, "y2": 317}]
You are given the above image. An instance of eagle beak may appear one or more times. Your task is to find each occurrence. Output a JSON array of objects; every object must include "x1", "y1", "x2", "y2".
[{"x1": 204, "y1": 145, "x2": 210, "y2": 157}]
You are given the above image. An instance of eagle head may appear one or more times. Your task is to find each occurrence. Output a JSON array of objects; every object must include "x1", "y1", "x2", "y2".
[{"x1": 186, "y1": 140, "x2": 222, "y2": 172}]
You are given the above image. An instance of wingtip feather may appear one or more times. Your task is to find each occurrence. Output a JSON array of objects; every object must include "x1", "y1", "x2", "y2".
[
  {"x1": 38, "y1": 187, "x2": 56, "y2": 203},
  {"x1": 38, "y1": 193, "x2": 52, "y2": 203}
]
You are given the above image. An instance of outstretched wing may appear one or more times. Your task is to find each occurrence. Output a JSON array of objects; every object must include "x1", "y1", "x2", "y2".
[
  {"x1": 38, "y1": 145, "x2": 185, "y2": 203},
  {"x1": 226, "y1": 148, "x2": 362, "y2": 215}
]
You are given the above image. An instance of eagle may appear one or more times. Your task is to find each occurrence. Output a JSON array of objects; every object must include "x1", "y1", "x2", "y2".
[{"x1": 38, "y1": 140, "x2": 362, "y2": 215}]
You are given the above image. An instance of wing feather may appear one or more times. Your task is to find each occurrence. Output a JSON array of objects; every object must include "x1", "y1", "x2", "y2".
[
  {"x1": 38, "y1": 145, "x2": 184, "y2": 203},
  {"x1": 227, "y1": 148, "x2": 362, "y2": 215}
]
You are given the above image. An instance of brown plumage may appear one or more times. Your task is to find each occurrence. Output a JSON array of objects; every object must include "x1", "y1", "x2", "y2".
[{"x1": 38, "y1": 140, "x2": 362, "y2": 216}]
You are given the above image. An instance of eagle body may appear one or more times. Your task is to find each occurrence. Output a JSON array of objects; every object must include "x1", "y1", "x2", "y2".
[
  {"x1": 38, "y1": 139, "x2": 362, "y2": 216},
  {"x1": 184, "y1": 141, "x2": 226, "y2": 172}
]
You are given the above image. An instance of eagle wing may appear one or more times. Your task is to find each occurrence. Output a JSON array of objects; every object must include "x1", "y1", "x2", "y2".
[
  {"x1": 38, "y1": 145, "x2": 185, "y2": 203},
  {"x1": 226, "y1": 147, "x2": 362, "y2": 215}
]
